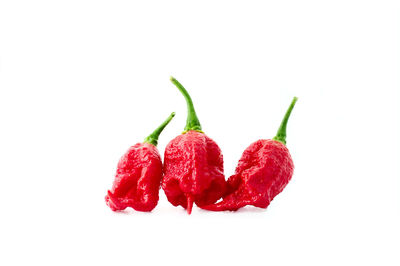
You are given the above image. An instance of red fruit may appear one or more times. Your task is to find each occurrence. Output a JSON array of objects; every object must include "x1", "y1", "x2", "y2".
[
  {"x1": 201, "y1": 97, "x2": 298, "y2": 211},
  {"x1": 202, "y1": 139, "x2": 294, "y2": 211},
  {"x1": 162, "y1": 130, "x2": 226, "y2": 213},
  {"x1": 106, "y1": 143, "x2": 163, "y2": 212},
  {"x1": 162, "y1": 77, "x2": 226, "y2": 214},
  {"x1": 105, "y1": 112, "x2": 175, "y2": 212}
]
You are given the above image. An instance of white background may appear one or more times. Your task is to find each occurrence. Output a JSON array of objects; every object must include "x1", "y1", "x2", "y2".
[{"x1": 1, "y1": 1, "x2": 399, "y2": 265}]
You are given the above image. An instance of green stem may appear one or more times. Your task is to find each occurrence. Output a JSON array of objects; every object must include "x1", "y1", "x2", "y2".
[
  {"x1": 273, "y1": 97, "x2": 298, "y2": 145},
  {"x1": 144, "y1": 112, "x2": 175, "y2": 146},
  {"x1": 170, "y1": 76, "x2": 202, "y2": 132}
]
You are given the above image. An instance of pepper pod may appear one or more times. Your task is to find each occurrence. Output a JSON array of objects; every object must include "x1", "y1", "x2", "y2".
[
  {"x1": 105, "y1": 112, "x2": 175, "y2": 212},
  {"x1": 201, "y1": 97, "x2": 298, "y2": 211},
  {"x1": 162, "y1": 77, "x2": 226, "y2": 214}
]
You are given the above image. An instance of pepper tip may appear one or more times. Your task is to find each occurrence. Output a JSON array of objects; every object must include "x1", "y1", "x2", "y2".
[{"x1": 186, "y1": 195, "x2": 193, "y2": 215}]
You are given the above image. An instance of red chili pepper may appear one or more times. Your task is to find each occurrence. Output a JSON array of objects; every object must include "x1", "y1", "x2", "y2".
[
  {"x1": 201, "y1": 97, "x2": 298, "y2": 211},
  {"x1": 162, "y1": 77, "x2": 226, "y2": 214},
  {"x1": 105, "y1": 112, "x2": 175, "y2": 212}
]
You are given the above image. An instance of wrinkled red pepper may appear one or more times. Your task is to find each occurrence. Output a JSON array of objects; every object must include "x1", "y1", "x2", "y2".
[
  {"x1": 162, "y1": 77, "x2": 226, "y2": 214},
  {"x1": 201, "y1": 97, "x2": 298, "y2": 211},
  {"x1": 105, "y1": 112, "x2": 175, "y2": 212}
]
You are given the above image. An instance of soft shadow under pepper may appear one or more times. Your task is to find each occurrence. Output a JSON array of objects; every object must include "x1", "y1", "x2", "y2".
[
  {"x1": 162, "y1": 77, "x2": 226, "y2": 214},
  {"x1": 201, "y1": 97, "x2": 298, "y2": 211},
  {"x1": 105, "y1": 112, "x2": 175, "y2": 212}
]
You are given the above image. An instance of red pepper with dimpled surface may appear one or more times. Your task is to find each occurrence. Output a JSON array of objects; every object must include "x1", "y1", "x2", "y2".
[
  {"x1": 201, "y1": 97, "x2": 298, "y2": 211},
  {"x1": 162, "y1": 77, "x2": 226, "y2": 214},
  {"x1": 105, "y1": 112, "x2": 175, "y2": 212}
]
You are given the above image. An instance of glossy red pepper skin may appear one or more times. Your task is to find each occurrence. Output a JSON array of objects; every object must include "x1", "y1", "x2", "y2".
[
  {"x1": 105, "y1": 112, "x2": 175, "y2": 212},
  {"x1": 201, "y1": 97, "x2": 298, "y2": 212},
  {"x1": 106, "y1": 143, "x2": 162, "y2": 212},
  {"x1": 202, "y1": 139, "x2": 293, "y2": 211},
  {"x1": 162, "y1": 130, "x2": 226, "y2": 213}
]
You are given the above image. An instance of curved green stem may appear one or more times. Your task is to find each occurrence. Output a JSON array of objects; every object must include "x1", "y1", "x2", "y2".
[
  {"x1": 273, "y1": 97, "x2": 298, "y2": 145},
  {"x1": 144, "y1": 112, "x2": 175, "y2": 146},
  {"x1": 170, "y1": 76, "x2": 202, "y2": 132}
]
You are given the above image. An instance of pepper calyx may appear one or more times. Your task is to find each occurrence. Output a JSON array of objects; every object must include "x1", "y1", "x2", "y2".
[{"x1": 182, "y1": 129, "x2": 204, "y2": 134}]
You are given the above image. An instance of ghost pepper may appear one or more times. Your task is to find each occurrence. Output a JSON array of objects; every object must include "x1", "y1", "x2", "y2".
[
  {"x1": 162, "y1": 77, "x2": 226, "y2": 214},
  {"x1": 201, "y1": 97, "x2": 298, "y2": 211},
  {"x1": 105, "y1": 112, "x2": 175, "y2": 212}
]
